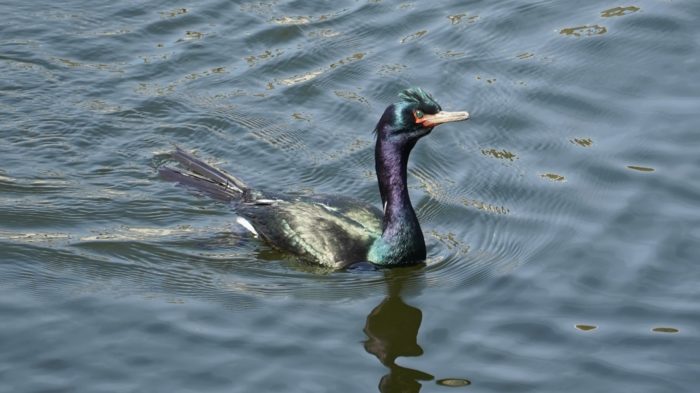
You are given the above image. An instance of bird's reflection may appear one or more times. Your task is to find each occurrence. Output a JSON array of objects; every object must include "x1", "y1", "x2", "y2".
[{"x1": 363, "y1": 267, "x2": 434, "y2": 393}]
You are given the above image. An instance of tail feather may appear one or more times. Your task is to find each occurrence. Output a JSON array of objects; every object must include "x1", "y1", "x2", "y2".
[
  {"x1": 171, "y1": 147, "x2": 247, "y2": 193},
  {"x1": 159, "y1": 167, "x2": 241, "y2": 202},
  {"x1": 159, "y1": 148, "x2": 249, "y2": 203}
]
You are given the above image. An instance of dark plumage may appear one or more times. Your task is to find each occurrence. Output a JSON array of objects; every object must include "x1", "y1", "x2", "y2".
[{"x1": 159, "y1": 88, "x2": 469, "y2": 268}]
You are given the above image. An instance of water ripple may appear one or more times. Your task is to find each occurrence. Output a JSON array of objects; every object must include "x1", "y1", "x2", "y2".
[{"x1": 3, "y1": 0, "x2": 699, "y2": 389}]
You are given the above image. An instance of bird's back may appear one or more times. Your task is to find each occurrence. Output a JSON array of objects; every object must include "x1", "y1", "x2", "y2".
[{"x1": 238, "y1": 194, "x2": 382, "y2": 268}]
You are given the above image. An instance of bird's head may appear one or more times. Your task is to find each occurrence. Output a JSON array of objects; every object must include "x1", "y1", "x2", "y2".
[{"x1": 374, "y1": 87, "x2": 470, "y2": 144}]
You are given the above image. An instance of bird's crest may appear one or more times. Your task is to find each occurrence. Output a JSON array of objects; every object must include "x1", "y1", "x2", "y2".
[{"x1": 398, "y1": 87, "x2": 439, "y2": 109}]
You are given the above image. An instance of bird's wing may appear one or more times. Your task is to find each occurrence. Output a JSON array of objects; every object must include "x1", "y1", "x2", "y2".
[{"x1": 239, "y1": 198, "x2": 381, "y2": 267}]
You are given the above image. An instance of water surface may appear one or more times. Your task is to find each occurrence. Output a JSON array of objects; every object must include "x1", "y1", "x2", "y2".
[{"x1": 1, "y1": 0, "x2": 699, "y2": 391}]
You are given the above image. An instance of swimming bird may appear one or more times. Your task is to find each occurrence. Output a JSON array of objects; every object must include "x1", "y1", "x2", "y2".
[{"x1": 159, "y1": 88, "x2": 469, "y2": 269}]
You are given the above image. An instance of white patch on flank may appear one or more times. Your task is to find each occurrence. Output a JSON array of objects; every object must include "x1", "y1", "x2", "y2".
[
  {"x1": 254, "y1": 199, "x2": 282, "y2": 205},
  {"x1": 319, "y1": 203, "x2": 339, "y2": 212},
  {"x1": 383, "y1": 201, "x2": 387, "y2": 214},
  {"x1": 236, "y1": 217, "x2": 258, "y2": 237}
]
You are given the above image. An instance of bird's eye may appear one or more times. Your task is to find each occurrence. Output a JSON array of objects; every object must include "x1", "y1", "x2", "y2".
[{"x1": 415, "y1": 110, "x2": 424, "y2": 119}]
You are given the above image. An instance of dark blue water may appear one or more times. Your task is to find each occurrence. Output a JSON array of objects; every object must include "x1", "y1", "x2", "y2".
[{"x1": 2, "y1": 0, "x2": 699, "y2": 391}]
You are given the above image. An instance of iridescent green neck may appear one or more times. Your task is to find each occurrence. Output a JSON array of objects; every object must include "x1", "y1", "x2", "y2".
[{"x1": 368, "y1": 130, "x2": 426, "y2": 266}]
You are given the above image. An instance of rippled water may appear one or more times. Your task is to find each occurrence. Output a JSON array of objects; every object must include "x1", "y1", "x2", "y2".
[{"x1": 2, "y1": 0, "x2": 699, "y2": 391}]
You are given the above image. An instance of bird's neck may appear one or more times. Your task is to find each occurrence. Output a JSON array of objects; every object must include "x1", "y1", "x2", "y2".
[{"x1": 368, "y1": 139, "x2": 426, "y2": 265}]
